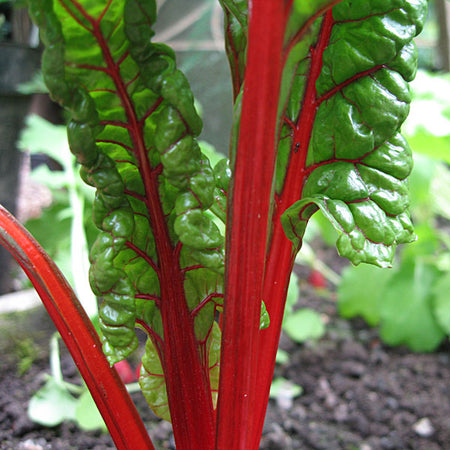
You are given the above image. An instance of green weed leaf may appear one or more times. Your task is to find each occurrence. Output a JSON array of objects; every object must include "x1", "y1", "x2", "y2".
[
  {"x1": 28, "y1": 377, "x2": 77, "y2": 427},
  {"x1": 283, "y1": 308, "x2": 325, "y2": 343},
  {"x1": 75, "y1": 389, "x2": 107, "y2": 432},
  {"x1": 379, "y1": 262, "x2": 445, "y2": 352},
  {"x1": 338, "y1": 264, "x2": 394, "y2": 326}
]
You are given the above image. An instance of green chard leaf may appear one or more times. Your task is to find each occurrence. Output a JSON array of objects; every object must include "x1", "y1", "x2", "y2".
[
  {"x1": 277, "y1": 0, "x2": 427, "y2": 267},
  {"x1": 139, "y1": 321, "x2": 221, "y2": 421},
  {"x1": 28, "y1": 0, "x2": 224, "y2": 419},
  {"x1": 218, "y1": 0, "x2": 247, "y2": 99}
]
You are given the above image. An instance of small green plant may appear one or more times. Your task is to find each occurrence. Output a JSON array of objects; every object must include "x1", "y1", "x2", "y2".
[
  {"x1": 15, "y1": 337, "x2": 39, "y2": 375},
  {"x1": 19, "y1": 114, "x2": 97, "y2": 316},
  {"x1": 281, "y1": 271, "x2": 326, "y2": 346},
  {"x1": 28, "y1": 333, "x2": 107, "y2": 430}
]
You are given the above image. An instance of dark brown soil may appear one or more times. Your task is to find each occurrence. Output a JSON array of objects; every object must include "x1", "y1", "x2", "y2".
[{"x1": 1, "y1": 271, "x2": 449, "y2": 450}]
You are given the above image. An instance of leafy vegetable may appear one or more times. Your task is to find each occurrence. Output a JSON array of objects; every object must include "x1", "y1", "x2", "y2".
[
  {"x1": 249, "y1": 1, "x2": 427, "y2": 444},
  {"x1": 1, "y1": 0, "x2": 429, "y2": 448},
  {"x1": 28, "y1": 0, "x2": 223, "y2": 445},
  {"x1": 281, "y1": 2, "x2": 426, "y2": 267}
]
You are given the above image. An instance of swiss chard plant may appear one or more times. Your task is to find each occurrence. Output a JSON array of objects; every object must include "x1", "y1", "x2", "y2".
[{"x1": 0, "y1": 0, "x2": 428, "y2": 448}]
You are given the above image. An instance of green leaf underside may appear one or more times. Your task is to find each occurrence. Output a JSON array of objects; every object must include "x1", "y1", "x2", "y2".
[
  {"x1": 139, "y1": 321, "x2": 221, "y2": 421},
  {"x1": 279, "y1": 0, "x2": 427, "y2": 268},
  {"x1": 28, "y1": 0, "x2": 224, "y2": 419}
]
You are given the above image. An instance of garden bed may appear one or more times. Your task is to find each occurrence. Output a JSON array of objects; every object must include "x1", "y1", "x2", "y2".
[{"x1": 1, "y1": 274, "x2": 449, "y2": 450}]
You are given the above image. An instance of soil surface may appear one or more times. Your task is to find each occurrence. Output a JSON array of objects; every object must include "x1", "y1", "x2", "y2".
[{"x1": 1, "y1": 264, "x2": 449, "y2": 450}]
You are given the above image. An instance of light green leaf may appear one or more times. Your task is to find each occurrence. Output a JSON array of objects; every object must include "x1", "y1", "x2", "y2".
[
  {"x1": 283, "y1": 308, "x2": 325, "y2": 343},
  {"x1": 260, "y1": 301, "x2": 270, "y2": 330},
  {"x1": 75, "y1": 389, "x2": 107, "y2": 432},
  {"x1": 338, "y1": 264, "x2": 394, "y2": 326},
  {"x1": 270, "y1": 377, "x2": 303, "y2": 399},
  {"x1": 139, "y1": 321, "x2": 221, "y2": 421},
  {"x1": 139, "y1": 338, "x2": 170, "y2": 422},
  {"x1": 19, "y1": 115, "x2": 69, "y2": 168},
  {"x1": 284, "y1": 272, "x2": 300, "y2": 318},
  {"x1": 28, "y1": 377, "x2": 77, "y2": 427},
  {"x1": 407, "y1": 132, "x2": 450, "y2": 164},
  {"x1": 432, "y1": 273, "x2": 450, "y2": 335},
  {"x1": 379, "y1": 262, "x2": 445, "y2": 351},
  {"x1": 275, "y1": 349, "x2": 290, "y2": 365}
]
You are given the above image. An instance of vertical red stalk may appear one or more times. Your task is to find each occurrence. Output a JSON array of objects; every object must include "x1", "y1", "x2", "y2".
[
  {"x1": 248, "y1": 211, "x2": 296, "y2": 448},
  {"x1": 248, "y1": 10, "x2": 335, "y2": 447},
  {"x1": 0, "y1": 206, "x2": 154, "y2": 450},
  {"x1": 216, "y1": 1, "x2": 286, "y2": 449}
]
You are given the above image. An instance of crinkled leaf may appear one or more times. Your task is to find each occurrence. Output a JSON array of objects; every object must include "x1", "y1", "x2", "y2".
[
  {"x1": 28, "y1": 2, "x2": 224, "y2": 432},
  {"x1": 279, "y1": 0, "x2": 427, "y2": 267},
  {"x1": 28, "y1": 0, "x2": 224, "y2": 375},
  {"x1": 139, "y1": 338, "x2": 170, "y2": 422}
]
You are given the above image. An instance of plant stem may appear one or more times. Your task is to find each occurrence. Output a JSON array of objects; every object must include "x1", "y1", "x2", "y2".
[
  {"x1": 216, "y1": 1, "x2": 286, "y2": 448},
  {"x1": 248, "y1": 9, "x2": 335, "y2": 446},
  {"x1": 0, "y1": 205, "x2": 154, "y2": 450},
  {"x1": 249, "y1": 214, "x2": 296, "y2": 448}
]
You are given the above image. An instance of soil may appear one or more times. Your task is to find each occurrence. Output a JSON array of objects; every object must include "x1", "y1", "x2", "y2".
[{"x1": 1, "y1": 262, "x2": 449, "y2": 450}]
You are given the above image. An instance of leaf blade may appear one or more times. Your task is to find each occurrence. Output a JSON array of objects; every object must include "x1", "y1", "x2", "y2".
[{"x1": 280, "y1": 0, "x2": 427, "y2": 267}]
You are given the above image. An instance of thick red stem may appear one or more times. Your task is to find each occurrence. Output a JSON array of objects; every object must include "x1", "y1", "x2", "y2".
[
  {"x1": 248, "y1": 206, "x2": 297, "y2": 448},
  {"x1": 0, "y1": 206, "x2": 154, "y2": 450},
  {"x1": 155, "y1": 200, "x2": 215, "y2": 450},
  {"x1": 249, "y1": 10, "x2": 335, "y2": 447},
  {"x1": 216, "y1": 1, "x2": 286, "y2": 449}
]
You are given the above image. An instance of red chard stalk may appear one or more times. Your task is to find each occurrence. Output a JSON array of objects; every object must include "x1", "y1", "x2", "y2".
[{"x1": 0, "y1": 206, "x2": 154, "y2": 450}]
